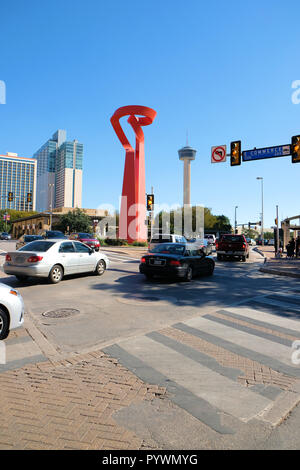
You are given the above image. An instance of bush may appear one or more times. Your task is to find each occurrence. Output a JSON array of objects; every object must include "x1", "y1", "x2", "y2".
[
  {"x1": 104, "y1": 238, "x2": 128, "y2": 246},
  {"x1": 131, "y1": 241, "x2": 148, "y2": 247},
  {"x1": 97, "y1": 238, "x2": 108, "y2": 246}
]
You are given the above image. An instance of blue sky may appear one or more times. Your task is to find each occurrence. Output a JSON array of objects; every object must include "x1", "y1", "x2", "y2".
[{"x1": 0, "y1": 0, "x2": 300, "y2": 229}]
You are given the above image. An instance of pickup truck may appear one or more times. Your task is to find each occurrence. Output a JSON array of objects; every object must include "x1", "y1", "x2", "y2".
[{"x1": 216, "y1": 234, "x2": 249, "y2": 262}]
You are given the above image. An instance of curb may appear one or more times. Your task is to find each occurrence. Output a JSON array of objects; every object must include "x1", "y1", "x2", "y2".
[
  {"x1": 258, "y1": 380, "x2": 300, "y2": 426},
  {"x1": 253, "y1": 247, "x2": 265, "y2": 258}
]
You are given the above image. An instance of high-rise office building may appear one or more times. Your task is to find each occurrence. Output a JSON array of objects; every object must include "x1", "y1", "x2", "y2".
[
  {"x1": 33, "y1": 130, "x2": 83, "y2": 212},
  {"x1": 0, "y1": 153, "x2": 37, "y2": 211}
]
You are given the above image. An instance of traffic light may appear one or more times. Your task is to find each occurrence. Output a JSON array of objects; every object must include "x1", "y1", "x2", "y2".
[
  {"x1": 248, "y1": 222, "x2": 250, "y2": 230},
  {"x1": 275, "y1": 218, "x2": 278, "y2": 226},
  {"x1": 230, "y1": 141, "x2": 241, "y2": 166},
  {"x1": 27, "y1": 193, "x2": 32, "y2": 203},
  {"x1": 291, "y1": 135, "x2": 300, "y2": 163},
  {"x1": 146, "y1": 194, "x2": 154, "y2": 211},
  {"x1": 7, "y1": 192, "x2": 13, "y2": 202}
]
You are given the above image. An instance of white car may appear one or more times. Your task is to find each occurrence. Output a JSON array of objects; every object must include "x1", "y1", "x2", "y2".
[
  {"x1": 4, "y1": 239, "x2": 110, "y2": 284},
  {"x1": 0, "y1": 283, "x2": 24, "y2": 339},
  {"x1": 204, "y1": 234, "x2": 216, "y2": 245},
  {"x1": 148, "y1": 234, "x2": 187, "y2": 251}
]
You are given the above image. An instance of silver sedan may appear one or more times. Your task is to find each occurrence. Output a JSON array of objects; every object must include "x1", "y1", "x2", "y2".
[{"x1": 4, "y1": 239, "x2": 110, "y2": 284}]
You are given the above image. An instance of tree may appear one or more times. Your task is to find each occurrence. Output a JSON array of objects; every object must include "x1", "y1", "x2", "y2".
[
  {"x1": 53, "y1": 209, "x2": 92, "y2": 233},
  {"x1": 242, "y1": 228, "x2": 259, "y2": 239},
  {"x1": 0, "y1": 209, "x2": 37, "y2": 232},
  {"x1": 154, "y1": 206, "x2": 232, "y2": 235}
]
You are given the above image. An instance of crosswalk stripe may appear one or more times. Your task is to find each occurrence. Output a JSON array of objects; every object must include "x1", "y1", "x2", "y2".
[
  {"x1": 203, "y1": 314, "x2": 293, "y2": 346},
  {"x1": 222, "y1": 305, "x2": 300, "y2": 333},
  {"x1": 117, "y1": 334, "x2": 272, "y2": 422},
  {"x1": 183, "y1": 316, "x2": 294, "y2": 367}
]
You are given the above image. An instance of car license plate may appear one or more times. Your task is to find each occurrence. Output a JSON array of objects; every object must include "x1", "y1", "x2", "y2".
[
  {"x1": 226, "y1": 251, "x2": 233, "y2": 255},
  {"x1": 16, "y1": 256, "x2": 25, "y2": 264},
  {"x1": 154, "y1": 260, "x2": 163, "y2": 265}
]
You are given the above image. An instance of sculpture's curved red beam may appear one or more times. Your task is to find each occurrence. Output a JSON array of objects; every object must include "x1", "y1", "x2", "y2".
[{"x1": 110, "y1": 106, "x2": 156, "y2": 242}]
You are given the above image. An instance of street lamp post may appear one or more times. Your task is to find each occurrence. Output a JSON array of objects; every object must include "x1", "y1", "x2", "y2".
[
  {"x1": 235, "y1": 206, "x2": 238, "y2": 234},
  {"x1": 256, "y1": 177, "x2": 264, "y2": 246},
  {"x1": 48, "y1": 183, "x2": 55, "y2": 230}
]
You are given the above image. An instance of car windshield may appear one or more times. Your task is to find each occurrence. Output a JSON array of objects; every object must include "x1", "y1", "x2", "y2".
[
  {"x1": 46, "y1": 231, "x2": 66, "y2": 238},
  {"x1": 24, "y1": 235, "x2": 42, "y2": 242},
  {"x1": 78, "y1": 233, "x2": 93, "y2": 239},
  {"x1": 18, "y1": 241, "x2": 56, "y2": 252},
  {"x1": 221, "y1": 235, "x2": 244, "y2": 242},
  {"x1": 151, "y1": 243, "x2": 186, "y2": 255}
]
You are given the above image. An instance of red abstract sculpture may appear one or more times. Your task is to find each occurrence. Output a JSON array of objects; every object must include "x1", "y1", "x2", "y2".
[{"x1": 110, "y1": 105, "x2": 157, "y2": 243}]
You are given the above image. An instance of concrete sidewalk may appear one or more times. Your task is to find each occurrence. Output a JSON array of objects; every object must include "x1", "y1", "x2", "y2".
[{"x1": 257, "y1": 246, "x2": 300, "y2": 279}]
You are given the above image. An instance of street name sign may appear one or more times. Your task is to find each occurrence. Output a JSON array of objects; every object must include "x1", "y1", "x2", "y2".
[
  {"x1": 211, "y1": 145, "x2": 227, "y2": 163},
  {"x1": 242, "y1": 145, "x2": 291, "y2": 162}
]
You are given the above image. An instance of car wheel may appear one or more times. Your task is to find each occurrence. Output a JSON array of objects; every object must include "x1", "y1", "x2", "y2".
[
  {"x1": 95, "y1": 259, "x2": 106, "y2": 276},
  {"x1": 49, "y1": 265, "x2": 64, "y2": 284},
  {"x1": 217, "y1": 254, "x2": 222, "y2": 261},
  {"x1": 242, "y1": 256, "x2": 246, "y2": 262},
  {"x1": 145, "y1": 274, "x2": 154, "y2": 280},
  {"x1": 184, "y1": 265, "x2": 193, "y2": 282},
  {"x1": 207, "y1": 263, "x2": 214, "y2": 276},
  {"x1": 0, "y1": 307, "x2": 9, "y2": 340}
]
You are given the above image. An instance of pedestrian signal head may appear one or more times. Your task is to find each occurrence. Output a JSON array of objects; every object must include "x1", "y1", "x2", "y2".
[{"x1": 230, "y1": 141, "x2": 241, "y2": 166}]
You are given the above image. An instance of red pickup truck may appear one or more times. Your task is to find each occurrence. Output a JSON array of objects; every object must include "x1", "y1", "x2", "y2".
[{"x1": 216, "y1": 234, "x2": 249, "y2": 262}]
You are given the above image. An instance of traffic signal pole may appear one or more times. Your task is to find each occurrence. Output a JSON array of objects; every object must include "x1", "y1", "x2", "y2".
[{"x1": 276, "y1": 205, "x2": 279, "y2": 254}]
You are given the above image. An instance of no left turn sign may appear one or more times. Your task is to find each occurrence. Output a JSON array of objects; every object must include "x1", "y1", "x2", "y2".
[{"x1": 211, "y1": 145, "x2": 227, "y2": 163}]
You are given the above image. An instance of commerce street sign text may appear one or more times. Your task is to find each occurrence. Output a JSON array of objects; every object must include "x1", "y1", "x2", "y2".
[{"x1": 242, "y1": 145, "x2": 291, "y2": 162}]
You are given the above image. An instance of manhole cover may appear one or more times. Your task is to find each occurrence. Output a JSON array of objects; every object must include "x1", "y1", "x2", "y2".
[{"x1": 42, "y1": 308, "x2": 80, "y2": 319}]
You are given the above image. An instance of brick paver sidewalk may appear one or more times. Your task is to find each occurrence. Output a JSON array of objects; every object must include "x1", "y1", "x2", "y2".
[{"x1": 0, "y1": 350, "x2": 166, "y2": 450}]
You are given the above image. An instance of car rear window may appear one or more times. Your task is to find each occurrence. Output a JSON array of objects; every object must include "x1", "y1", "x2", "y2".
[
  {"x1": 221, "y1": 235, "x2": 244, "y2": 242},
  {"x1": 78, "y1": 233, "x2": 93, "y2": 239},
  {"x1": 151, "y1": 236, "x2": 173, "y2": 243},
  {"x1": 18, "y1": 241, "x2": 55, "y2": 252},
  {"x1": 151, "y1": 243, "x2": 186, "y2": 254}
]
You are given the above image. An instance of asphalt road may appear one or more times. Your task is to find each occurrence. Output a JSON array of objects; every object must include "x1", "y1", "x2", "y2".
[{"x1": 1, "y1": 240, "x2": 300, "y2": 449}]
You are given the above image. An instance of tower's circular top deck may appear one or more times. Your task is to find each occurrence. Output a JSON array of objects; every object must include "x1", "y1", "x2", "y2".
[{"x1": 178, "y1": 146, "x2": 196, "y2": 161}]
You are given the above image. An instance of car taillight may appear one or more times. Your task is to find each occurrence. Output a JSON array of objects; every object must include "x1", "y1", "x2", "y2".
[
  {"x1": 170, "y1": 260, "x2": 180, "y2": 266},
  {"x1": 5, "y1": 254, "x2": 11, "y2": 261},
  {"x1": 27, "y1": 256, "x2": 43, "y2": 263},
  {"x1": 242, "y1": 244, "x2": 246, "y2": 249},
  {"x1": 141, "y1": 257, "x2": 146, "y2": 263}
]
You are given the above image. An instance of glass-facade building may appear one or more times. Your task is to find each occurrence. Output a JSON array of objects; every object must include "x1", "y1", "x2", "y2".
[
  {"x1": 0, "y1": 153, "x2": 37, "y2": 211},
  {"x1": 33, "y1": 130, "x2": 83, "y2": 211}
]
